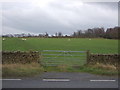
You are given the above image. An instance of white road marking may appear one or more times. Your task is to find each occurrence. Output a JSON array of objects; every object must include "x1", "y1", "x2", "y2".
[
  {"x1": 43, "y1": 79, "x2": 70, "y2": 82},
  {"x1": 0, "y1": 79, "x2": 21, "y2": 80},
  {"x1": 90, "y1": 80, "x2": 116, "y2": 82}
]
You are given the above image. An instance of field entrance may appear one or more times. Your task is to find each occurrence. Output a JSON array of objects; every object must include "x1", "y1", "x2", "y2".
[{"x1": 41, "y1": 50, "x2": 87, "y2": 67}]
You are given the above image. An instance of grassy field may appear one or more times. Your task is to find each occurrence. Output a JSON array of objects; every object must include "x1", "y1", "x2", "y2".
[
  {"x1": 2, "y1": 37, "x2": 118, "y2": 77},
  {"x1": 2, "y1": 38, "x2": 118, "y2": 54},
  {"x1": 2, "y1": 37, "x2": 118, "y2": 66}
]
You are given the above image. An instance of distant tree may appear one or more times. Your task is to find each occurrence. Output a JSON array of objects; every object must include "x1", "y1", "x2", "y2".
[
  {"x1": 105, "y1": 27, "x2": 119, "y2": 39},
  {"x1": 55, "y1": 32, "x2": 58, "y2": 37},
  {"x1": 65, "y1": 35, "x2": 68, "y2": 37},
  {"x1": 58, "y1": 32, "x2": 62, "y2": 37},
  {"x1": 77, "y1": 30, "x2": 82, "y2": 37},
  {"x1": 45, "y1": 32, "x2": 49, "y2": 37},
  {"x1": 39, "y1": 34, "x2": 43, "y2": 37},
  {"x1": 92, "y1": 27, "x2": 105, "y2": 37},
  {"x1": 21, "y1": 33, "x2": 26, "y2": 37},
  {"x1": 84, "y1": 29, "x2": 94, "y2": 37},
  {"x1": 2, "y1": 26, "x2": 119, "y2": 39},
  {"x1": 72, "y1": 32, "x2": 77, "y2": 37}
]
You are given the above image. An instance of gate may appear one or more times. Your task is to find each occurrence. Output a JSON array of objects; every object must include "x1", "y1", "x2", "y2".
[{"x1": 41, "y1": 50, "x2": 87, "y2": 66}]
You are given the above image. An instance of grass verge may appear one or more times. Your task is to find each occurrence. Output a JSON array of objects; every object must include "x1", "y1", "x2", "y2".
[
  {"x1": 43, "y1": 63, "x2": 118, "y2": 76},
  {"x1": 2, "y1": 63, "x2": 118, "y2": 78},
  {"x1": 2, "y1": 63, "x2": 44, "y2": 78}
]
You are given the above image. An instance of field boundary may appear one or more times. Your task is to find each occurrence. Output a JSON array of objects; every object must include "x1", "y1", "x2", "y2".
[
  {"x1": 2, "y1": 51, "x2": 40, "y2": 64},
  {"x1": 41, "y1": 50, "x2": 87, "y2": 66},
  {"x1": 87, "y1": 51, "x2": 119, "y2": 67}
]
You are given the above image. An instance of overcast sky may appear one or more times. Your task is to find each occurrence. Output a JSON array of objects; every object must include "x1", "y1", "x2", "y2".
[{"x1": 1, "y1": 0, "x2": 118, "y2": 35}]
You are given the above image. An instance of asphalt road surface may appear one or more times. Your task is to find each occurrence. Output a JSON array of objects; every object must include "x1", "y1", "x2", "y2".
[{"x1": 2, "y1": 72, "x2": 118, "y2": 88}]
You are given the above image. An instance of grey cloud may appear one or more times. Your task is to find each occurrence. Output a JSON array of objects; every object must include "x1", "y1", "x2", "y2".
[
  {"x1": 3, "y1": 9, "x2": 72, "y2": 34},
  {"x1": 86, "y1": 2, "x2": 118, "y2": 10},
  {"x1": 2, "y1": 1, "x2": 118, "y2": 35}
]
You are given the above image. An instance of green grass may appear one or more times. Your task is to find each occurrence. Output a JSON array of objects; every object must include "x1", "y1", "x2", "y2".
[{"x1": 2, "y1": 38, "x2": 118, "y2": 54}]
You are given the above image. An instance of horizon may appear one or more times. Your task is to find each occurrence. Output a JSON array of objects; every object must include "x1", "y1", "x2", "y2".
[{"x1": 1, "y1": 26, "x2": 118, "y2": 36}]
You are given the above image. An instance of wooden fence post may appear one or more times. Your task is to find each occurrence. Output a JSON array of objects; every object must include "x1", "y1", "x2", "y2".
[{"x1": 86, "y1": 50, "x2": 90, "y2": 64}]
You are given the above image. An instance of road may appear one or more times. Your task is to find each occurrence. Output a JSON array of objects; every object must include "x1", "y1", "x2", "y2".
[{"x1": 2, "y1": 72, "x2": 118, "y2": 88}]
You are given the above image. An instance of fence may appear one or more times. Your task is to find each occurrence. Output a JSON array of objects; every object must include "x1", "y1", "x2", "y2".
[
  {"x1": 41, "y1": 50, "x2": 87, "y2": 66},
  {"x1": 2, "y1": 50, "x2": 119, "y2": 66},
  {"x1": 2, "y1": 51, "x2": 40, "y2": 64},
  {"x1": 87, "y1": 51, "x2": 119, "y2": 66}
]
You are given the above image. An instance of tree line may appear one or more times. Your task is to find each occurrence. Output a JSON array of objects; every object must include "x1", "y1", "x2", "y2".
[
  {"x1": 2, "y1": 26, "x2": 120, "y2": 39},
  {"x1": 72, "y1": 27, "x2": 119, "y2": 39}
]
